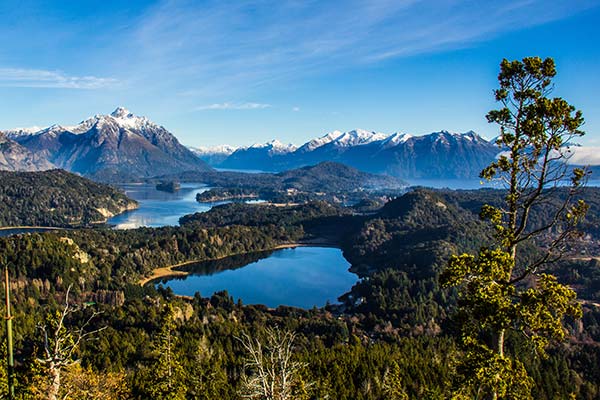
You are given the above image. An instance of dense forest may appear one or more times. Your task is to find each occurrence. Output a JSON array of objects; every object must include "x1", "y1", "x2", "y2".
[
  {"x1": 159, "y1": 161, "x2": 405, "y2": 204},
  {"x1": 0, "y1": 169, "x2": 137, "y2": 228},
  {"x1": 0, "y1": 187, "x2": 599, "y2": 398}
]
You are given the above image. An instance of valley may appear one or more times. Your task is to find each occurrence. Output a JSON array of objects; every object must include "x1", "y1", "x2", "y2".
[
  {"x1": 0, "y1": 70, "x2": 598, "y2": 399},
  {"x1": 1, "y1": 112, "x2": 600, "y2": 398}
]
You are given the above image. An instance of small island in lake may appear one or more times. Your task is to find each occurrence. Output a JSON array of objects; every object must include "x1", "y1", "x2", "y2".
[{"x1": 156, "y1": 180, "x2": 181, "y2": 193}]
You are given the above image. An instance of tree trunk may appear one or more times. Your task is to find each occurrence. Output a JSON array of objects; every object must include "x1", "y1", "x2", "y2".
[
  {"x1": 48, "y1": 361, "x2": 61, "y2": 400},
  {"x1": 497, "y1": 329, "x2": 505, "y2": 357}
]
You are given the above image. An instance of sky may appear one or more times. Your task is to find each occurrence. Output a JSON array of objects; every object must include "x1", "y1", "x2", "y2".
[{"x1": 0, "y1": 0, "x2": 599, "y2": 147}]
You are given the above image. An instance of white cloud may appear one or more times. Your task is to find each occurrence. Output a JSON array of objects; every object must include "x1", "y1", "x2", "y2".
[
  {"x1": 196, "y1": 102, "x2": 272, "y2": 111},
  {"x1": 292, "y1": 107, "x2": 300, "y2": 112},
  {"x1": 0, "y1": 68, "x2": 118, "y2": 89}
]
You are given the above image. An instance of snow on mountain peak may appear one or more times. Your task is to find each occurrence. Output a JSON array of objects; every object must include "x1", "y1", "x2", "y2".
[
  {"x1": 333, "y1": 129, "x2": 388, "y2": 146},
  {"x1": 249, "y1": 139, "x2": 297, "y2": 154},
  {"x1": 299, "y1": 130, "x2": 343, "y2": 152},
  {"x1": 425, "y1": 130, "x2": 486, "y2": 145},
  {"x1": 189, "y1": 144, "x2": 237, "y2": 156},
  {"x1": 382, "y1": 132, "x2": 412, "y2": 147},
  {"x1": 3, "y1": 126, "x2": 43, "y2": 139},
  {"x1": 105, "y1": 107, "x2": 154, "y2": 130},
  {"x1": 111, "y1": 107, "x2": 132, "y2": 118},
  {"x1": 299, "y1": 129, "x2": 388, "y2": 151}
]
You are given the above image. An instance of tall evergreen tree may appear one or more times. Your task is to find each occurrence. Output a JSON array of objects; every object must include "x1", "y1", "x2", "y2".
[
  {"x1": 142, "y1": 305, "x2": 188, "y2": 400},
  {"x1": 441, "y1": 57, "x2": 588, "y2": 399}
]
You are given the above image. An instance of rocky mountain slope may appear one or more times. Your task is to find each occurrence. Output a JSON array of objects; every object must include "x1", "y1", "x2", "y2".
[
  {"x1": 0, "y1": 131, "x2": 54, "y2": 171},
  {"x1": 4, "y1": 108, "x2": 212, "y2": 181}
]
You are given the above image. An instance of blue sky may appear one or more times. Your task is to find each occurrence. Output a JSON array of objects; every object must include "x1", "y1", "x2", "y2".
[{"x1": 1, "y1": 0, "x2": 599, "y2": 147}]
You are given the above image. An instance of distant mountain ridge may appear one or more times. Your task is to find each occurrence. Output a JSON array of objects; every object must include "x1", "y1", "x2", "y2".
[
  {"x1": 209, "y1": 129, "x2": 499, "y2": 179},
  {"x1": 0, "y1": 131, "x2": 54, "y2": 171},
  {"x1": 2, "y1": 108, "x2": 211, "y2": 181},
  {"x1": 189, "y1": 145, "x2": 237, "y2": 165}
]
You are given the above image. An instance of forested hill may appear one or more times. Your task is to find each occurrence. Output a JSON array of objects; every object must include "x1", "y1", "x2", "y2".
[
  {"x1": 0, "y1": 188, "x2": 599, "y2": 397},
  {"x1": 170, "y1": 161, "x2": 406, "y2": 204},
  {"x1": 165, "y1": 161, "x2": 405, "y2": 190},
  {"x1": 0, "y1": 169, "x2": 137, "y2": 227}
]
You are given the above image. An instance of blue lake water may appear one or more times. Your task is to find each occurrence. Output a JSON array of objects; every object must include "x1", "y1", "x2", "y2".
[
  {"x1": 156, "y1": 246, "x2": 358, "y2": 309},
  {"x1": 408, "y1": 178, "x2": 600, "y2": 190},
  {"x1": 107, "y1": 183, "x2": 213, "y2": 229},
  {"x1": 215, "y1": 167, "x2": 267, "y2": 174},
  {"x1": 407, "y1": 178, "x2": 502, "y2": 190},
  {"x1": 0, "y1": 227, "x2": 64, "y2": 237}
]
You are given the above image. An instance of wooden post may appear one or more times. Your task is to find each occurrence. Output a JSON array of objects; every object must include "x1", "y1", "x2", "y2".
[{"x1": 4, "y1": 265, "x2": 14, "y2": 399}]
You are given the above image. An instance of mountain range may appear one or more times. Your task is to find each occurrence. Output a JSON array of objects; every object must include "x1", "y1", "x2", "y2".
[
  {"x1": 202, "y1": 129, "x2": 500, "y2": 179},
  {"x1": 1, "y1": 108, "x2": 211, "y2": 181},
  {"x1": 4, "y1": 109, "x2": 597, "y2": 182}
]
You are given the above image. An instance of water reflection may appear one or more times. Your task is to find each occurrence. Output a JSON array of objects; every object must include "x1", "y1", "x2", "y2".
[
  {"x1": 107, "y1": 183, "x2": 212, "y2": 229},
  {"x1": 157, "y1": 247, "x2": 358, "y2": 309}
]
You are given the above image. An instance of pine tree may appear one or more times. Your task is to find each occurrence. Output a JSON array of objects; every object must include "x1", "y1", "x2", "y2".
[
  {"x1": 142, "y1": 304, "x2": 188, "y2": 400},
  {"x1": 441, "y1": 57, "x2": 588, "y2": 399}
]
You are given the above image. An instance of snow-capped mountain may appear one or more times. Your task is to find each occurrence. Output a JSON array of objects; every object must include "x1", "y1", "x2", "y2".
[
  {"x1": 248, "y1": 139, "x2": 297, "y2": 155},
  {"x1": 296, "y1": 130, "x2": 343, "y2": 153},
  {"x1": 564, "y1": 146, "x2": 600, "y2": 166},
  {"x1": 218, "y1": 140, "x2": 297, "y2": 170},
  {"x1": 217, "y1": 129, "x2": 499, "y2": 179},
  {"x1": 381, "y1": 132, "x2": 413, "y2": 148},
  {"x1": 329, "y1": 129, "x2": 388, "y2": 147},
  {"x1": 3, "y1": 126, "x2": 43, "y2": 140},
  {"x1": 296, "y1": 129, "x2": 387, "y2": 153},
  {"x1": 189, "y1": 144, "x2": 237, "y2": 165},
  {"x1": 190, "y1": 144, "x2": 237, "y2": 155},
  {"x1": 5, "y1": 107, "x2": 211, "y2": 181}
]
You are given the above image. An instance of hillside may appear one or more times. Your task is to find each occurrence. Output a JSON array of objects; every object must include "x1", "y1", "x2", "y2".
[
  {"x1": 276, "y1": 161, "x2": 404, "y2": 191},
  {"x1": 175, "y1": 161, "x2": 406, "y2": 203},
  {"x1": 0, "y1": 169, "x2": 137, "y2": 227},
  {"x1": 0, "y1": 186, "x2": 598, "y2": 397}
]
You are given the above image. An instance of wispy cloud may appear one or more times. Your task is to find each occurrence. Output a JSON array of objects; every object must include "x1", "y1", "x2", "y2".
[
  {"x1": 128, "y1": 0, "x2": 594, "y2": 96},
  {"x1": 0, "y1": 68, "x2": 118, "y2": 89},
  {"x1": 196, "y1": 102, "x2": 272, "y2": 111}
]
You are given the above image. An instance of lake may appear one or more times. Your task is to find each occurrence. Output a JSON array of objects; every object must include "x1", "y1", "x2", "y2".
[
  {"x1": 155, "y1": 246, "x2": 358, "y2": 309},
  {"x1": 0, "y1": 227, "x2": 65, "y2": 237},
  {"x1": 407, "y1": 178, "x2": 600, "y2": 190},
  {"x1": 107, "y1": 183, "x2": 213, "y2": 229}
]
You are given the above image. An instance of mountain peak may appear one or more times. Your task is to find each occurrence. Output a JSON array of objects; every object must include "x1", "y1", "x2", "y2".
[
  {"x1": 249, "y1": 139, "x2": 297, "y2": 154},
  {"x1": 110, "y1": 107, "x2": 133, "y2": 119},
  {"x1": 2, "y1": 108, "x2": 211, "y2": 178},
  {"x1": 335, "y1": 129, "x2": 388, "y2": 146}
]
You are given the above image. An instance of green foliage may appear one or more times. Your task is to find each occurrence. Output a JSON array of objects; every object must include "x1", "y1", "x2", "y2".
[
  {"x1": 135, "y1": 305, "x2": 188, "y2": 400},
  {"x1": 382, "y1": 361, "x2": 409, "y2": 400},
  {"x1": 451, "y1": 341, "x2": 533, "y2": 400},
  {"x1": 442, "y1": 56, "x2": 588, "y2": 399},
  {"x1": 0, "y1": 157, "x2": 598, "y2": 399},
  {"x1": 0, "y1": 169, "x2": 136, "y2": 227}
]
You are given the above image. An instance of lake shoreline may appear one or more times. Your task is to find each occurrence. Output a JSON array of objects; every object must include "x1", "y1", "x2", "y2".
[
  {"x1": 0, "y1": 225, "x2": 66, "y2": 231},
  {"x1": 139, "y1": 239, "x2": 339, "y2": 286}
]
